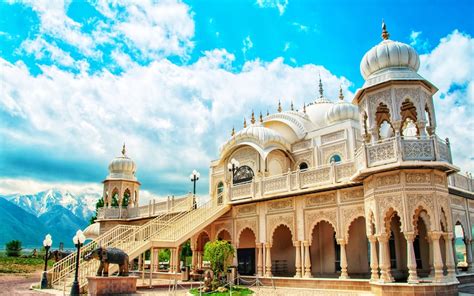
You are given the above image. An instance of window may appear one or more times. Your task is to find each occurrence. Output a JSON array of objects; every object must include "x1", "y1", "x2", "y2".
[
  {"x1": 379, "y1": 120, "x2": 394, "y2": 139},
  {"x1": 217, "y1": 182, "x2": 224, "y2": 205},
  {"x1": 329, "y1": 154, "x2": 341, "y2": 164},
  {"x1": 299, "y1": 162, "x2": 309, "y2": 170},
  {"x1": 233, "y1": 165, "x2": 254, "y2": 184}
]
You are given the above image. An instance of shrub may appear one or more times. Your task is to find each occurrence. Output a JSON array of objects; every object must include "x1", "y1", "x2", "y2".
[
  {"x1": 5, "y1": 240, "x2": 22, "y2": 257},
  {"x1": 203, "y1": 240, "x2": 235, "y2": 279}
]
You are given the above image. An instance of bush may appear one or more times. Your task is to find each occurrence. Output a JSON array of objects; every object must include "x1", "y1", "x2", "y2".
[
  {"x1": 203, "y1": 240, "x2": 234, "y2": 279},
  {"x1": 5, "y1": 240, "x2": 22, "y2": 257}
]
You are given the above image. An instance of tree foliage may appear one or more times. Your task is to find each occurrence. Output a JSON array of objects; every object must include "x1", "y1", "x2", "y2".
[
  {"x1": 5, "y1": 240, "x2": 22, "y2": 257},
  {"x1": 89, "y1": 198, "x2": 104, "y2": 224},
  {"x1": 203, "y1": 240, "x2": 234, "y2": 276}
]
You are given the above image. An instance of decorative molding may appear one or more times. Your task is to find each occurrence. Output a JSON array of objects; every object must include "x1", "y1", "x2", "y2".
[
  {"x1": 340, "y1": 188, "x2": 365, "y2": 202},
  {"x1": 267, "y1": 213, "x2": 294, "y2": 242},
  {"x1": 235, "y1": 218, "x2": 258, "y2": 243},
  {"x1": 305, "y1": 208, "x2": 337, "y2": 240},
  {"x1": 406, "y1": 173, "x2": 430, "y2": 184},
  {"x1": 321, "y1": 130, "x2": 345, "y2": 144},
  {"x1": 342, "y1": 205, "x2": 365, "y2": 239},
  {"x1": 267, "y1": 198, "x2": 294, "y2": 212},
  {"x1": 305, "y1": 192, "x2": 337, "y2": 207},
  {"x1": 376, "y1": 173, "x2": 400, "y2": 187},
  {"x1": 236, "y1": 204, "x2": 257, "y2": 216},
  {"x1": 322, "y1": 142, "x2": 346, "y2": 163},
  {"x1": 292, "y1": 139, "x2": 311, "y2": 151}
]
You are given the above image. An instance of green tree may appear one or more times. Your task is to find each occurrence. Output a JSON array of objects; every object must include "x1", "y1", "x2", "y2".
[
  {"x1": 122, "y1": 191, "x2": 129, "y2": 208},
  {"x1": 159, "y1": 249, "x2": 170, "y2": 263},
  {"x1": 203, "y1": 240, "x2": 234, "y2": 279},
  {"x1": 5, "y1": 240, "x2": 22, "y2": 257},
  {"x1": 89, "y1": 198, "x2": 104, "y2": 224}
]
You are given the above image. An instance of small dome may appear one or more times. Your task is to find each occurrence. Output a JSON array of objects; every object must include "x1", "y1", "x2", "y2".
[
  {"x1": 233, "y1": 125, "x2": 288, "y2": 145},
  {"x1": 326, "y1": 91, "x2": 359, "y2": 124},
  {"x1": 306, "y1": 99, "x2": 334, "y2": 129},
  {"x1": 106, "y1": 144, "x2": 137, "y2": 181},
  {"x1": 360, "y1": 23, "x2": 420, "y2": 81}
]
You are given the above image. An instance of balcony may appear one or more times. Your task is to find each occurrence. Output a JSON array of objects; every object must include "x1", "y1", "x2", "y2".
[
  {"x1": 97, "y1": 193, "x2": 194, "y2": 220},
  {"x1": 229, "y1": 160, "x2": 357, "y2": 202}
]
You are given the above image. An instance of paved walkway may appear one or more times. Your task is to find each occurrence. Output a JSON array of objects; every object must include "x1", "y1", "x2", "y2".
[{"x1": 0, "y1": 272, "x2": 46, "y2": 296}]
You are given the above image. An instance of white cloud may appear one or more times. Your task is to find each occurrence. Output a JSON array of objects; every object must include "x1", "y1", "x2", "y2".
[
  {"x1": 418, "y1": 30, "x2": 474, "y2": 172},
  {"x1": 283, "y1": 42, "x2": 291, "y2": 52},
  {"x1": 409, "y1": 30, "x2": 429, "y2": 52},
  {"x1": 20, "y1": 37, "x2": 79, "y2": 68},
  {"x1": 292, "y1": 22, "x2": 309, "y2": 32},
  {"x1": 256, "y1": 0, "x2": 288, "y2": 15},
  {"x1": 242, "y1": 36, "x2": 254, "y2": 56}
]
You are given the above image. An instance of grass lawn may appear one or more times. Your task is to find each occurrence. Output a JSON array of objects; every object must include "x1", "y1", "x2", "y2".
[
  {"x1": 189, "y1": 286, "x2": 253, "y2": 296},
  {"x1": 0, "y1": 252, "x2": 54, "y2": 274}
]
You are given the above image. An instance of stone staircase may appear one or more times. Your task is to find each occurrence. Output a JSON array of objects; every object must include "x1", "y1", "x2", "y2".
[{"x1": 48, "y1": 198, "x2": 230, "y2": 291}]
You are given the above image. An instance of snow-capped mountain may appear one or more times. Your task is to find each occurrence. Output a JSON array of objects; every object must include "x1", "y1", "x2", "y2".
[{"x1": 2, "y1": 188, "x2": 100, "y2": 221}]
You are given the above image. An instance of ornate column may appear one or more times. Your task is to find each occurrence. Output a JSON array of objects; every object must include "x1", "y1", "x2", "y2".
[
  {"x1": 427, "y1": 235, "x2": 434, "y2": 277},
  {"x1": 405, "y1": 232, "x2": 418, "y2": 283},
  {"x1": 257, "y1": 243, "x2": 263, "y2": 277},
  {"x1": 465, "y1": 238, "x2": 473, "y2": 273},
  {"x1": 303, "y1": 241, "x2": 312, "y2": 278},
  {"x1": 153, "y1": 248, "x2": 159, "y2": 272},
  {"x1": 444, "y1": 233, "x2": 457, "y2": 281},
  {"x1": 368, "y1": 235, "x2": 379, "y2": 281},
  {"x1": 169, "y1": 248, "x2": 174, "y2": 273},
  {"x1": 338, "y1": 239, "x2": 349, "y2": 279},
  {"x1": 294, "y1": 241, "x2": 302, "y2": 278},
  {"x1": 191, "y1": 246, "x2": 196, "y2": 271},
  {"x1": 430, "y1": 232, "x2": 444, "y2": 282},
  {"x1": 265, "y1": 243, "x2": 272, "y2": 277},
  {"x1": 377, "y1": 233, "x2": 393, "y2": 282}
]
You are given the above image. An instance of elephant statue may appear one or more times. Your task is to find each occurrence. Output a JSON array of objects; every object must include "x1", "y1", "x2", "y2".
[
  {"x1": 48, "y1": 250, "x2": 72, "y2": 262},
  {"x1": 84, "y1": 247, "x2": 129, "y2": 277}
]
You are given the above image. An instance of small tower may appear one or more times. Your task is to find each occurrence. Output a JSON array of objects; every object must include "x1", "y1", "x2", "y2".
[{"x1": 102, "y1": 144, "x2": 141, "y2": 208}]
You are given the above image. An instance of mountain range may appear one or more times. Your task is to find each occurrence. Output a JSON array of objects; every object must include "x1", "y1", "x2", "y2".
[{"x1": 0, "y1": 188, "x2": 100, "y2": 249}]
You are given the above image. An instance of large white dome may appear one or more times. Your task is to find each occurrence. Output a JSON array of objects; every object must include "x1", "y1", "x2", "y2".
[
  {"x1": 106, "y1": 145, "x2": 137, "y2": 181},
  {"x1": 305, "y1": 78, "x2": 335, "y2": 129}
]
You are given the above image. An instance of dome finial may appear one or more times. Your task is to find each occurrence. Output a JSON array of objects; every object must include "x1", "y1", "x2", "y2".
[
  {"x1": 318, "y1": 74, "x2": 324, "y2": 98},
  {"x1": 231, "y1": 126, "x2": 235, "y2": 136},
  {"x1": 243, "y1": 117, "x2": 247, "y2": 128},
  {"x1": 266, "y1": 109, "x2": 269, "y2": 116},
  {"x1": 259, "y1": 111, "x2": 263, "y2": 123},
  {"x1": 291, "y1": 101, "x2": 294, "y2": 111},
  {"x1": 381, "y1": 19, "x2": 390, "y2": 40},
  {"x1": 339, "y1": 85, "x2": 344, "y2": 101},
  {"x1": 122, "y1": 143, "x2": 126, "y2": 156},
  {"x1": 278, "y1": 100, "x2": 282, "y2": 112},
  {"x1": 303, "y1": 102, "x2": 306, "y2": 113},
  {"x1": 251, "y1": 110, "x2": 256, "y2": 124}
]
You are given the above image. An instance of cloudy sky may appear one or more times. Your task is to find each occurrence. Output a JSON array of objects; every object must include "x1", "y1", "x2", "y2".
[{"x1": 0, "y1": 0, "x2": 473, "y2": 200}]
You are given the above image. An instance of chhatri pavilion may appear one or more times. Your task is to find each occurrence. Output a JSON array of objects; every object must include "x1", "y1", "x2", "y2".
[{"x1": 49, "y1": 23, "x2": 474, "y2": 295}]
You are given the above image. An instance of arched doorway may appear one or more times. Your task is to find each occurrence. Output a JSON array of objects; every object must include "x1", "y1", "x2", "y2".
[
  {"x1": 311, "y1": 221, "x2": 337, "y2": 277},
  {"x1": 271, "y1": 225, "x2": 295, "y2": 276},
  {"x1": 455, "y1": 222, "x2": 468, "y2": 270},
  {"x1": 413, "y1": 211, "x2": 430, "y2": 278},
  {"x1": 217, "y1": 229, "x2": 232, "y2": 242},
  {"x1": 195, "y1": 232, "x2": 210, "y2": 270},
  {"x1": 237, "y1": 228, "x2": 256, "y2": 275},
  {"x1": 386, "y1": 211, "x2": 407, "y2": 281},
  {"x1": 347, "y1": 217, "x2": 370, "y2": 278}
]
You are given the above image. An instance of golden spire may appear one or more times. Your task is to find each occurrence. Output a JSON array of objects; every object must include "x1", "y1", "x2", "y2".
[
  {"x1": 278, "y1": 101, "x2": 282, "y2": 112},
  {"x1": 381, "y1": 20, "x2": 390, "y2": 40},
  {"x1": 339, "y1": 85, "x2": 344, "y2": 101},
  {"x1": 303, "y1": 102, "x2": 306, "y2": 113},
  {"x1": 259, "y1": 112, "x2": 263, "y2": 123},
  {"x1": 318, "y1": 75, "x2": 324, "y2": 98},
  {"x1": 121, "y1": 143, "x2": 126, "y2": 156},
  {"x1": 243, "y1": 117, "x2": 247, "y2": 128},
  {"x1": 290, "y1": 101, "x2": 294, "y2": 111},
  {"x1": 231, "y1": 126, "x2": 235, "y2": 136},
  {"x1": 251, "y1": 110, "x2": 256, "y2": 124}
]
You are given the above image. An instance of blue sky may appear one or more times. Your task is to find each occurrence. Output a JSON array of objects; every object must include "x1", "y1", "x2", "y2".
[{"x1": 0, "y1": 0, "x2": 473, "y2": 200}]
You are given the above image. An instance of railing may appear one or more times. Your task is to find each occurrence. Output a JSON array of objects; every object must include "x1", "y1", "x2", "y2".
[
  {"x1": 97, "y1": 193, "x2": 193, "y2": 219},
  {"x1": 50, "y1": 195, "x2": 193, "y2": 289},
  {"x1": 448, "y1": 173, "x2": 474, "y2": 192},
  {"x1": 229, "y1": 161, "x2": 355, "y2": 201}
]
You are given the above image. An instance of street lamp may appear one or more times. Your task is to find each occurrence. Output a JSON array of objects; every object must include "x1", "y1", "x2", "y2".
[
  {"x1": 190, "y1": 170, "x2": 200, "y2": 209},
  {"x1": 227, "y1": 158, "x2": 240, "y2": 183},
  {"x1": 41, "y1": 234, "x2": 53, "y2": 289},
  {"x1": 70, "y1": 230, "x2": 86, "y2": 296}
]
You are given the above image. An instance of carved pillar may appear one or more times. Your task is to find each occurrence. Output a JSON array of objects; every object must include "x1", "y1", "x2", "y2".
[
  {"x1": 168, "y1": 248, "x2": 174, "y2": 273},
  {"x1": 392, "y1": 120, "x2": 402, "y2": 137},
  {"x1": 191, "y1": 246, "x2": 196, "y2": 271},
  {"x1": 138, "y1": 252, "x2": 143, "y2": 270},
  {"x1": 430, "y1": 232, "x2": 444, "y2": 282},
  {"x1": 303, "y1": 241, "x2": 312, "y2": 278},
  {"x1": 465, "y1": 238, "x2": 473, "y2": 273},
  {"x1": 265, "y1": 243, "x2": 272, "y2": 277},
  {"x1": 338, "y1": 239, "x2": 349, "y2": 279},
  {"x1": 444, "y1": 233, "x2": 456, "y2": 281},
  {"x1": 369, "y1": 236, "x2": 379, "y2": 281},
  {"x1": 153, "y1": 248, "x2": 159, "y2": 272},
  {"x1": 405, "y1": 232, "x2": 418, "y2": 283},
  {"x1": 377, "y1": 233, "x2": 393, "y2": 283},
  {"x1": 417, "y1": 120, "x2": 427, "y2": 137},
  {"x1": 294, "y1": 241, "x2": 302, "y2": 278},
  {"x1": 427, "y1": 236, "x2": 434, "y2": 277},
  {"x1": 369, "y1": 126, "x2": 378, "y2": 144},
  {"x1": 257, "y1": 243, "x2": 263, "y2": 277}
]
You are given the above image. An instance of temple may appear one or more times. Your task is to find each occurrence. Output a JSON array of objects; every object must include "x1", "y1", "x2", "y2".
[{"x1": 49, "y1": 22, "x2": 474, "y2": 295}]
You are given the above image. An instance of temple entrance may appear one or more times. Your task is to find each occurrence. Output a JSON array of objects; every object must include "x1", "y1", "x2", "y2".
[
  {"x1": 310, "y1": 221, "x2": 337, "y2": 277},
  {"x1": 347, "y1": 217, "x2": 370, "y2": 278},
  {"x1": 271, "y1": 225, "x2": 295, "y2": 277},
  {"x1": 237, "y1": 248, "x2": 255, "y2": 275}
]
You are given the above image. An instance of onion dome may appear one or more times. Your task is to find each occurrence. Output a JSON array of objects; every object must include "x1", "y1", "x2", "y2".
[
  {"x1": 305, "y1": 76, "x2": 334, "y2": 128},
  {"x1": 326, "y1": 87, "x2": 359, "y2": 124},
  {"x1": 106, "y1": 144, "x2": 137, "y2": 181},
  {"x1": 360, "y1": 22, "x2": 420, "y2": 87}
]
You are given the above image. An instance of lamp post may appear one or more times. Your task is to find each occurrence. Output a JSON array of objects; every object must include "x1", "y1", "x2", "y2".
[
  {"x1": 227, "y1": 158, "x2": 240, "y2": 184},
  {"x1": 41, "y1": 234, "x2": 53, "y2": 289},
  {"x1": 70, "y1": 230, "x2": 86, "y2": 296},
  {"x1": 190, "y1": 170, "x2": 200, "y2": 209}
]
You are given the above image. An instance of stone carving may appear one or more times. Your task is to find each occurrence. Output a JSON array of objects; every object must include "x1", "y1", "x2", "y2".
[
  {"x1": 368, "y1": 89, "x2": 392, "y2": 116},
  {"x1": 305, "y1": 209, "x2": 337, "y2": 240},
  {"x1": 321, "y1": 130, "x2": 345, "y2": 144},
  {"x1": 367, "y1": 140, "x2": 396, "y2": 166},
  {"x1": 450, "y1": 195, "x2": 465, "y2": 208},
  {"x1": 335, "y1": 162, "x2": 355, "y2": 180},
  {"x1": 340, "y1": 188, "x2": 364, "y2": 202},
  {"x1": 437, "y1": 138, "x2": 450, "y2": 162},
  {"x1": 292, "y1": 139, "x2": 311, "y2": 151},
  {"x1": 402, "y1": 139, "x2": 434, "y2": 160},
  {"x1": 406, "y1": 173, "x2": 430, "y2": 184},
  {"x1": 231, "y1": 183, "x2": 252, "y2": 199},
  {"x1": 236, "y1": 204, "x2": 256, "y2": 216},
  {"x1": 395, "y1": 88, "x2": 421, "y2": 112},
  {"x1": 267, "y1": 198, "x2": 293, "y2": 211},
  {"x1": 342, "y1": 205, "x2": 365, "y2": 239},
  {"x1": 322, "y1": 143, "x2": 346, "y2": 163},
  {"x1": 294, "y1": 151, "x2": 313, "y2": 168},
  {"x1": 300, "y1": 167, "x2": 330, "y2": 187},
  {"x1": 305, "y1": 192, "x2": 337, "y2": 207},
  {"x1": 376, "y1": 194, "x2": 404, "y2": 232},
  {"x1": 434, "y1": 174, "x2": 444, "y2": 185},
  {"x1": 376, "y1": 173, "x2": 400, "y2": 187},
  {"x1": 235, "y1": 218, "x2": 258, "y2": 242},
  {"x1": 469, "y1": 200, "x2": 474, "y2": 210},
  {"x1": 406, "y1": 194, "x2": 435, "y2": 218},
  {"x1": 84, "y1": 247, "x2": 129, "y2": 277},
  {"x1": 263, "y1": 175, "x2": 287, "y2": 193},
  {"x1": 215, "y1": 221, "x2": 233, "y2": 241},
  {"x1": 268, "y1": 214, "x2": 294, "y2": 241}
]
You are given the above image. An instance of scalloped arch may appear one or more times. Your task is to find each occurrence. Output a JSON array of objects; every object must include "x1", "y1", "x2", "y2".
[
  {"x1": 307, "y1": 219, "x2": 337, "y2": 243},
  {"x1": 270, "y1": 223, "x2": 294, "y2": 245}
]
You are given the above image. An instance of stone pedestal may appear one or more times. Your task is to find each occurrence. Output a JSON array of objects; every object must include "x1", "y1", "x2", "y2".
[{"x1": 87, "y1": 276, "x2": 138, "y2": 296}]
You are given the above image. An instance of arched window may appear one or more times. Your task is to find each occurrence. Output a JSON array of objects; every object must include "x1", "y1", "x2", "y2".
[
  {"x1": 233, "y1": 165, "x2": 254, "y2": 184},
  {"x1": 379, "y1": 120, "x2": 394, "y2": 139},
  {"x1": 217, "y1": 182, "x2": 224, "y2": 205},
  {"x1": 299, "y1": 162, "x2": 309, "y2": 170},
  {"x1": 329, "y1": 154, "x2": 342, "y2": 164},
  {"x1": 401, "y1": 118, "x2": 418, "y2": 138}
]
